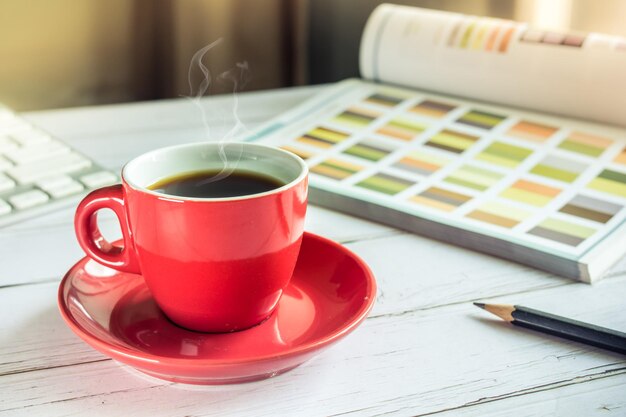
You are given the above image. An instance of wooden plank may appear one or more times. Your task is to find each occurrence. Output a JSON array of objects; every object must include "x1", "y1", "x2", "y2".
[
  {"x1": 431, "y1": 374, "x2": 626, "y2": 417},
  {"x1": 2, "y1": 84, "x2": 625, "y2": 416},
  {"x1": 305, "y1": 205, "x2": 399, "y2": 243},
  {"x1": 8, "y1": 207, "x2": 625, "y2": 291},
  {"x1": 68, "y1": 125, "x2": 240, "y2": 170},
  {"x1": 2, "y1": 231, "x2": 624, "y2": 361},
  {"x1": 0, "y1": 282, "x2": 105, "y2": 376},
  {"x1": 346, "y1": 233, "x2": 626, "y2": 317},
  {"x1": 4, "y1": 229, "x2": 575, "y2": 374},
  {"x1": 0, "y1": 205, "x2": 397, "y2": 287},
  {"x1": 21, "y1": 86, "x2": 321, "y2": 140},
  {"x1": 1, "y1": 276, "x2": 625, "y2": 416},
  {"x1": 0, "y1": 207, "x2": 121, "y2": 287}
]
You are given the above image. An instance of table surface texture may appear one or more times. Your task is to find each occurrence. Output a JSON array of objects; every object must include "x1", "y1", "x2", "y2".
[{"x1": 1, "y1": 86, "x2": 625, "y2": 417}]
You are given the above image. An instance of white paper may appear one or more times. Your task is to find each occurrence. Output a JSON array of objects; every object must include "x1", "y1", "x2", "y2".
[{"x1": 360, "y1": 4, "x2": 626, "y2": 127}]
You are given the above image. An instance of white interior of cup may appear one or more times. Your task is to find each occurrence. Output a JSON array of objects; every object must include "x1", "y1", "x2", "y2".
[{"x1": 122, "y1": 142, "x2": 307, "y2": 200}]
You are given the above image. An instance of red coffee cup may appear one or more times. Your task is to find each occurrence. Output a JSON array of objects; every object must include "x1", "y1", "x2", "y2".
[{"x1": 74, "y1": 142, "x2": 308, "y2": 332}]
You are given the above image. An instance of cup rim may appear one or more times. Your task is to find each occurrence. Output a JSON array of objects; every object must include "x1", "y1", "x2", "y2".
[{"x1": 121, "y1": 142, "x2": 308, "y2": 202}]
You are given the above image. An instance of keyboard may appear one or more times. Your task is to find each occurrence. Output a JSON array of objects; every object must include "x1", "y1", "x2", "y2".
[{"x1": 0, "y1": 104, "x2": 118, "y2": 227}]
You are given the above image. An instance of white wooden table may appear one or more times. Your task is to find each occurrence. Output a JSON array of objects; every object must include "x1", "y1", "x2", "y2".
[{"x1": 1, "y1": 86, "x2": 625, "y2": 416}]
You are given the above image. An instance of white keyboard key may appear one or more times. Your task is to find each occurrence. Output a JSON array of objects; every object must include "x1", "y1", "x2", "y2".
[
  {"x1": 0, "y1": 199, "x2": 11, "y2": 215},
  {"x1": 80, "y1": 171, "x2": 118, "y2": 188},
  {"x1": 11, "y1": 129, "x2": 51, "y2": 145},
  {"x1": 0, "y1": 106, "x2": 113, "y2": 227},
  {"x1": 38, "y1": 175, "x2": 84, "y2": 198},
  {"x1": 46, "y1": 181, "x2": 84, "y2": 198},
  {"x1": 9, "y1": 189, "x2": 49, "y2": 210},
  {"x1": 0, "y1": 155, "x2": 13, "y2": 171},
  {"x1": 36, "y1": 174, "x2": 75, "y2": 190},
  {"x1": 5, "y1": 140, "x2": 70, "y2": 164},
  {"x1": 0, "y1": 136, "x2": 18, "y2": 153},
  {"x1": 7, "y1": 152, "x2": 92, "y2": 184},
  {"x1": 0, "y1": 173, "x2": 16, "y2": 192}
]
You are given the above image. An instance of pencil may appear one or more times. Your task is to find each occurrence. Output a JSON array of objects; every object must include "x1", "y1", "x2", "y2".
[{"x1": 473, "y1": 303, "x2": 626, "y2": 355}]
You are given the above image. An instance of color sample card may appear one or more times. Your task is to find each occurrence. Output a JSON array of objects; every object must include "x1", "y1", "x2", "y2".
[
  {"x1": 484, "y1": 25, "x2": 501, "y2": 51},
  {"x1": 365, "y1": 93, "x2": 404, "y2": 107},
  {"x1": 558, "y1": 132, "x2": 612, "y2": 157},
  {"x1": 447, "y1": 18, "x2": 517, "y2": 53},
  {"x1": 467, "y1": 201, "x2": 531, "y2": 228},
  {"x1": 470, "y1": 23, "x2": 488, "y2": 50},
  {"x1": 261, "y1": 82, "x2": 626, "y2": 256},
  {"x1": 444, "y1": 164, "x2": 503, "y2": 191},
  {"x1": 587, "y1": 169, "x2": 626, "y2": 197},
  {"x1": 357, "y1": 172, "x2": 414, "y2": 195},
  {"x1": 344, "y1": 140, "x2": 394, "y2": 162},
  {"x1": 298, "y1": 127, "x2": 349, "y2": 148},
  {"x1": 559, "y1": 195, "x2": 621, "y2": 224},
  {"x1": 508, "y1": 120, "x2": 558, "y2": 142},
  {"x1": 528, "y1": 218, "x2": 596, "y2": 246},
  {"x1": 410, "y1": 186, "x2": 471, "y2": 212},
  {"x1": 411, "y1": 100, "x2": 456, "y2": 118},
  {"x1": 311, "y1": 159, "x2": 362, "y2": 180},
  {"x1": 333, "y1": 107, "x2": 379, "y2": 128},
  {"x1": 520, "y1": 29, "x2": 586, "y2": 48},
  {"x1": 475, "y1": 141, "x2": 532, "y2": 167},
  {"x1": 530, "y1": 155, "x2": 586, "y2": 183},
  {"x1": 377, "y1": 118, "x2": 427, "y2": 141},
  {"x1": 500, "y1": 180, "x2": 561, "y2": 207},
  {"x1": 614, "y1": 146, "x2": 626, "y2": 165},
  {"x1": 456, "y1": 109, "x2": 506, "y2": 130},
  {"x1": 425, "y1": 129, "x2": 479, "y2": 153},
  {"x1": 393, "y1": 150, "x2": 449, "y2": 176}
]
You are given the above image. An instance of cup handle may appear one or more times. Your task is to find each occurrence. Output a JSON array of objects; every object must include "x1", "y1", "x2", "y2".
[{"x1": 74, "y1": 184, "x2": 141, "y2": 274}]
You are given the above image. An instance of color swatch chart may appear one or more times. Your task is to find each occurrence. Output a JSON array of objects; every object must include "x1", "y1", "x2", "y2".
[
  {"x1": 442, "y1": 16, "x2": 589, "y2": 55},
  {"x1": 259, "y1": 81, "x2": 626, "y2": 258}
]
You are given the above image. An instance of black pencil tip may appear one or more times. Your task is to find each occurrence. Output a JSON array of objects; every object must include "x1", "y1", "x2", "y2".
[{"x1": 473, "y1": 302, "x2": 486, "y2": 309}]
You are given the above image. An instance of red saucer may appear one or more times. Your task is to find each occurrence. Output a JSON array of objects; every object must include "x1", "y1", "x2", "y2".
[{"x1": 58, "y1": 232, "x2": 376, "y2": 384}]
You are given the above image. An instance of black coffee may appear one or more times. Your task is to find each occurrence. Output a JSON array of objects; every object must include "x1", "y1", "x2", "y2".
[{"x1": 148, "y1": 170, "x2": 284, "y2": 198}]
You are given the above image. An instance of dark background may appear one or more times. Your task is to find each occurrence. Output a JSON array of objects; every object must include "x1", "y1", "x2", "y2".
[{"x1": 1, "y1": 0, "x2": 624, "y2": 111}]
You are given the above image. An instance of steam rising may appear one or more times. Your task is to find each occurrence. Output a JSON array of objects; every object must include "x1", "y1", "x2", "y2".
[{"x1": 184, "y1": 38, "x2": 251, "y2": 185}]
